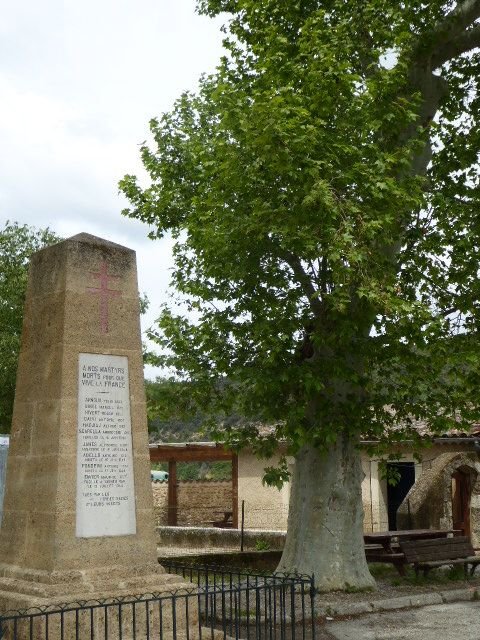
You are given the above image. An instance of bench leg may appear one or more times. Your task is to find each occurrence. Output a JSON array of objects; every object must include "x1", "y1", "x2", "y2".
[
  {"x1": 393, "y1": 560, "x2": 406, "y2": 577},
  {"x1": 464, "y1": 563, "x2": 468, "y2": 580}
]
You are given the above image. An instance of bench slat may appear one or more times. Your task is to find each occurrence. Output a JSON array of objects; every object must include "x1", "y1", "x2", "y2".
[
  {"x1": 365, "y1": 544, "x2": 401, "y2": 552},
  {"x1": 400, "y1": 536, "x2": 480, "y2": 577},
  {"x1": 366, "y1": 553, "x2": 405, "y2": 562},
  {"x1": 415, "y1": 556, "x2": 480, "y2": 569},
  {"x1": 405, "y1": 546, "x2": 472, "y2": 562},
  {"x1": 400, "y1": 536, "x2": 475, "y2": 563}
]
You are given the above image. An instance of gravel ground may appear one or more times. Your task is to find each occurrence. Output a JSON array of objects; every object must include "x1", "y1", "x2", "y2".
[
  {"x1": 314, "y1": 565, "x2": 480, "y2": 611},
  {"x1": 310, "y1": 565, "x2": 480, "y2": 639},
  {"x1": 323, "y1": 602, "x2": 480, "y2": 640}
]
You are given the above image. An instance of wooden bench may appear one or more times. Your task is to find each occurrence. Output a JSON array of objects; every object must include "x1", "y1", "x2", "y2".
[
  {"x1": 400, "y1": 536, "x2": 480, "y2": 578},
  {"x1": 365, "y1": 544, "x2": 406, "y2": 575},
  {"x1": 208, "y1": 511, "x2": 234, "y2": 528}
]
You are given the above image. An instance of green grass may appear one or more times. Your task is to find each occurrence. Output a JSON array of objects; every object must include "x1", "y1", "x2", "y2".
[
  {"x1": 255, "y1": 538, "x2": 271, "y2": 551},
  {"x1": 369, "y1": 562, "x2": 477, "y2": 586},
  {"x1": 344, "y1": 583, "x2": 375, "y2": 593}
]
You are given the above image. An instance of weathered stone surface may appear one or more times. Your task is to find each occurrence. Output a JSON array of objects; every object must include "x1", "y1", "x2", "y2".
[
  {"x1": 156, "y1": 524, "x2": 286, "y2": 552},
  {"x1": 152, "y1": 481, "x2": 232, "y2": 526},
  {"x1": 0, "y1": 234, "x2": 187, "y2": 626},
  {"x1": 397, "y1": 452, "x2": 480, "y2": 546}
]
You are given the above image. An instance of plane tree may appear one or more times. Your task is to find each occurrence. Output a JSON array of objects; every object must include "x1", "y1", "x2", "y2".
[{"x1": 121, "y1": 0, "x2": 480, "y2": 590}]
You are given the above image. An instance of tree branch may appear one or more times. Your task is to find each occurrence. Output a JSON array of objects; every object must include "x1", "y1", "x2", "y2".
[
  {"x1": 449, "y1": 0, "x2": 480, "y2": 28},
  {"x1": 276, "y1": 248, "x2": 323, "y2": 317},
  {"x1": 357, "y1": 26, "x2": 380, "y2": 78},
  {"x1": 434, "y1": 0, "x2": 480, "y2": 44},
  {"x1": 432, "y1": 23, "x2": 480, "y2": 67},
  {"x1": 412, "y1": 0, "x2": 480, "y2": 66}
]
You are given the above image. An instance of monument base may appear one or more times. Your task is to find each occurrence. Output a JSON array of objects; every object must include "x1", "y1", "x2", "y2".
[
  {"x1": 0, "y1": 563, "x2": 198, "y2": 640},
  {"x1": 0, "y1": 562, "x2": 190, "y2": 607}
]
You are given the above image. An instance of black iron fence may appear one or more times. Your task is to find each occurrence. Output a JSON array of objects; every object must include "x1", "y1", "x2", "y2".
[{"x1": 0, "y1": 569, "x2": 315, "y2": 640}]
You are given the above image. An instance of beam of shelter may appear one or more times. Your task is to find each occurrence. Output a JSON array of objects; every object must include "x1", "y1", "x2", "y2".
[
  {"x1": 149, "y1": 443, "x2": 233, "y2": 463},
  {"x1": 150, "y1": 443, "x2": 238, "y2": 528}
]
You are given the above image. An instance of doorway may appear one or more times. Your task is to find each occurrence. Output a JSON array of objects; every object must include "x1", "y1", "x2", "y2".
[
  {"x1": 387, "y1": 462, "x2": 416, "y2": 530},
  {"x1": 451, "y1": 469, "x2": 472, "y2": 537}
]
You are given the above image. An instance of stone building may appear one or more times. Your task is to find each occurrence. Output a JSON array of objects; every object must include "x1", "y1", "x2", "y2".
[
  {"x1": 237, "y1": 433, "x2": 480, "y2": 545},
  {"x1": 150, "y1": 430, "x2": 480, "y2": 545},
  {"x1": 396, "y1": 449, "x2": 480, "y2": 546}
]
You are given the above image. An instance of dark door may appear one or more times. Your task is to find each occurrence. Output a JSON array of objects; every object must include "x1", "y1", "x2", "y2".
[
  {"x1": 451, "y1": 470, "x2": 472, "y2": 537},
  {"x1": 387, "y1": 462, "x2": 416, "y2": 530}
]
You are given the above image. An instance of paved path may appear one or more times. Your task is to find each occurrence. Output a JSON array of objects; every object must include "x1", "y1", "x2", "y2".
[{"x1": 324, "y1": 601, "x2": 480, "y2": 639}]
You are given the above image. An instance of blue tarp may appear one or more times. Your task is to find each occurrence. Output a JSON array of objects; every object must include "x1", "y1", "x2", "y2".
[{"x1": 0, "y1": 435, "x2": 9, "y2": 527}]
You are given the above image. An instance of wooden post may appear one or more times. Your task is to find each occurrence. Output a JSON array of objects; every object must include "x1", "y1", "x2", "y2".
[
  {"x1": 167, "y1": 460, "x2": 178, "y2": 526},
  {"x1": 149, "y1": 444, "x2": 235, "y2": 528},
  {"x1": 232, "y1": 454, "x2": 239, "y2": 528},
  {"x1": 240, "y1": 500, "x2": 245, "y2": 551}
]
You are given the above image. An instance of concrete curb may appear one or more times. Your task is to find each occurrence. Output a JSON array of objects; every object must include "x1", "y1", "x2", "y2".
[{"x1": 316, "y1": 587, "x2": 479, "y2": 618}]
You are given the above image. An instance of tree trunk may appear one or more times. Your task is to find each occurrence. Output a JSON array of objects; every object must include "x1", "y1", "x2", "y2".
[{"x1": 276, "y1": 434, "x2": 375, "y2": 592}]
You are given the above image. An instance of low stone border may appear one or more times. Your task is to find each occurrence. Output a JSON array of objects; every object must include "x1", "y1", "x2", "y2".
[
  {"x1": 316, "y1": 586, "x2": 479, "y2": 618},
  {"x1": 157, "y1": 525, "x2": 286, "y2": 551},
  {"x1": 160, "y1": 549, "x2": 282, "y2": 570}
]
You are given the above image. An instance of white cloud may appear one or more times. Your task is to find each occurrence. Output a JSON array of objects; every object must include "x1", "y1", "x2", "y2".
[{"x1": 0, "y1": 0, "x2": 227, "y2": 378}]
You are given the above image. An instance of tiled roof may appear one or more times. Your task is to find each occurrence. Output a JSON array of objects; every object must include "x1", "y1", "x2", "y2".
[
  {"x1": 222, "y1": 417, "x2": 480, "y2": 441},
  {"x1": 150, "y1": 417, "x2": 480, "y2": 448}
]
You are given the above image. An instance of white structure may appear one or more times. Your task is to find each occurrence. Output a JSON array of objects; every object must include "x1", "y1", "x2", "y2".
[{"x1": 237, "y1": 439, "x2": 475, "y2": 533}]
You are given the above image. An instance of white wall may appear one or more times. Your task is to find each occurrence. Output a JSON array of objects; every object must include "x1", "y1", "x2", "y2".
[
  {"x1": 238, "y1": 452, "x2": 289, "y2": 530},
  {"x1": 238, "y1": 449, "x2": 426, "y2": 533}
]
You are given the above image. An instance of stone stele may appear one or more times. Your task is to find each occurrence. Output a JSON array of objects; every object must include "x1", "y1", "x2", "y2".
[{"x1": 0, "y1": 234, "x2": 188, "y2": 619}]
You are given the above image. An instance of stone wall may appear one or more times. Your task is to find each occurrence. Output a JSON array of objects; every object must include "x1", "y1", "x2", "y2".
[
  {"x1": 157, "y1": 525, "x2": 286, "y2": 551},
  {"x1": 397, "y1": 451, "x2": 480, "y2": 547},
  {"x1": 152, "y1": 482, "x2": 169, "y2": 525},
  {"x1": 152, "y1": 480, "x2": 232, "y2": 526},
  {"x1": 361, "y1": 454, "x2": 388, "y2": 533}
]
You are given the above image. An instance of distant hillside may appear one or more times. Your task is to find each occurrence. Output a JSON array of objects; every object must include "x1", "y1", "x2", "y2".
[
  {"x1": 145, "y1": 378, "x2": 206, "y2": 443},
  {"x1": 145, "y1": 378, "x2": 257, "y2": 444},
  {"x1": 148, "y1": 415, "x2": 205, "y2": 443}
]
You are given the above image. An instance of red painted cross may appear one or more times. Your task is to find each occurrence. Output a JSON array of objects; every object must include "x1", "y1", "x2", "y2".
[{"x1": 87, "y1": 261, "x2": 121, "y2": 333}]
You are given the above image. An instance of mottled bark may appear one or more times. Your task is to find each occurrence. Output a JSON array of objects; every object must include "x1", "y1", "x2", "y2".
[{"x1": 277, "y1": 434, "x2": 375, "y2": 592}]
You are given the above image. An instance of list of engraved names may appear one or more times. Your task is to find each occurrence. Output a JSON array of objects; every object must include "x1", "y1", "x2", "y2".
[{"x1": 76, "y1": 353, "x2": 137, "y2": 537}]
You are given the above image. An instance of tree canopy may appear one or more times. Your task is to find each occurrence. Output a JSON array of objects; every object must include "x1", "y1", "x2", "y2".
[
  {"x1": 0, "y1": 221, "x2": 59, "y2": 432},
  {"x1": 121, "y1": 0, "x2": 480, "y2": 458},
  {"x1": 121, "y1": 0, "x2": 480, "y2": 589},
  {"x1": 145, "y1": 378, "x2": 205, "y2": 441}
]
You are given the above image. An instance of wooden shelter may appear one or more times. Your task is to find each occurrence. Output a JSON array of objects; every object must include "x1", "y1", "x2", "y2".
[{"x1": 149, "y1": 442, "x2": 238, "y2": 527}]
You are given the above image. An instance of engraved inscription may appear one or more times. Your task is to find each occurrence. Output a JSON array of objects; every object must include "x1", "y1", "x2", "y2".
[{"x1": 76, "y1": 353, "x2": 136, "y2": 537}]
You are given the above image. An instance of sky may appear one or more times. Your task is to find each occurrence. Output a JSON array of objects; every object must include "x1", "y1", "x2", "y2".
[{"x1": 0, "y1": 0, "x2": 226, "y2": 377}]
